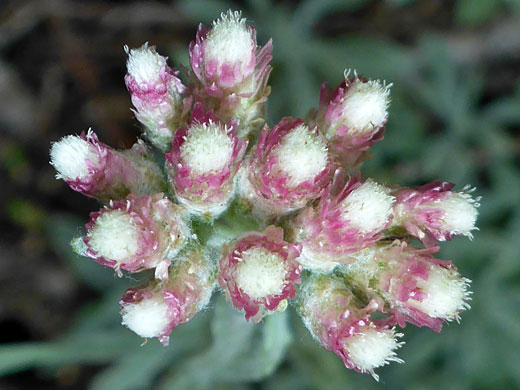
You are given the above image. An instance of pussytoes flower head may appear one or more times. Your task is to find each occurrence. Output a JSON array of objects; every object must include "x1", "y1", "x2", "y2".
[
  {"x1": 289, "y1": 172, "x2": 395, "y2": 272},
  {"x1": 165, "y1": 103, "x2": 247, "y2": 219},
  {"x1": 392, "y1": 181, "x2": 480, "y2": 246},
  {"x1": 78, "y1": 194, "x2": 190, "y2": 279},
  {"x1": 240, "y1": 117, "x2": 333, "y2": 218},
  {"x1": 218, "y1": 226, "x2": 302, "y2": 322},
  {"x1": 125, "y1": 43, "x2": 189, "y2": 151},
  {"x1": 314, "y1": 71, "x2": 391, "y2": 168},
  {"x1": 50, "y1": 130, "x2": 164, "y2": 201},
  {"x1": 346, "y1": 242, "x2": 472, "y2": 332},
  {"x1": 297, "y1": 274, "x2": 403, "y2": 381},
  {"x1": 120, "y1": 247, "x2": 216, "y2": 346},
  {"x1": 49, "y1": 10, "x2": 480, "y2": 380}
]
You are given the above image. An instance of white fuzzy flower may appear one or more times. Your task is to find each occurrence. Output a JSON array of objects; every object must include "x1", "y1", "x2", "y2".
[
  {"x1": 205, "y1": 11, "x2": 255, "y2": 72},
  {"x1": 274, "y1": 124, "x2": 328, "y2": 187},
  {"x1": 180, "y1": 122, "x2": 234, "y2": 175},
  {"x1": 50, "y1": 135, "x2": 99, "y2": 180},
  {"x1": 344, "y1": 326, "x2": 403, "y2": 380},
  {"x1": 437, "y1": 192, "x2": 479, "y2": 239},
  {"x1": 121, "y1": 295, "x2": 170, "y2": 339},
  {"x1": 235, "y1": 247, "x2": 287, "y2": 299},
  {"x1": 340, "y1": 78, "x2": 391, "y2": 134},
  {"x1": 125, "y1": 43, "x2": 166, "y2": 86},
  {"x1": 342, "y1": 180, "x2": 395, "y2": 233},
  {"x1": 87, "y1": 210, "x2": 139, "y2": 262},
  {"x1": 409, "y1": 264, "x2": 471, "y2": 321}
]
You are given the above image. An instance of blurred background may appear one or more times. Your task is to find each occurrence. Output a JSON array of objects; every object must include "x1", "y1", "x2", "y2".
[{"x1": 1, "y1": 0, "x2": 519, "y2": 388}]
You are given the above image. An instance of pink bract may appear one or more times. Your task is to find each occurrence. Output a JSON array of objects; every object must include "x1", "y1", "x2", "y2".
[
  {"x1": 165, "y1": 103, "x2": 248, "y2": 217},
  {"x1": 83, "y1": 193, "x2": 189, "y2": 279},
  {"x1": 120, "y1": 249, "x2": 215, "y2": 346},
  {"x1": 190, "y1": 22, "x2": 261, "y2": 91},
  {"x1": 244, "y1": 117, "x2": 333, "y2": 216},
  {"x1": 218, "y1": 226, "x2": 302, "y2": 322},
  {"x1": 376, "y1": 243, "x2": 458, "y2": 332},
  {"x1": 393, "y1": 181, "x2": 472, "y2": 246},
  {"x1": 298, "y1": 274, "x2": 396, "y2": 375},
  {"x1": 316, "y1": 78, "x2": 386, "y2": 168},
  {"x1": 188, "y1": 19, "x2": 273, "y2": 135},
  {"x1": 125, "y1": 45, "x2": 191, "y2": 151},
  {"x1": 291, "y1": 172, "x2": 389, "y2": 267},
  {"x1": 63, "y1": 131, "x2": 164, "y2": 201}
]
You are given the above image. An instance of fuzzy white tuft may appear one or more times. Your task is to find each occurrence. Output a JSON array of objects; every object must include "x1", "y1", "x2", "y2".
[
  {"x1": 410, "y1": 264, "x2": 471, "y2": 321},
  {"x1": 50, "y1": 135, "x2": 99, "y2": 180},
  {"x1": 180, "y1": 122, "x2": 234, "y2": 174},
  {"x1": 205, "y1": 10, "x2": 255, "y2": 67},
  {"x1": 437, "y1": 192, "x2": 479, "y2": 238},
  {"x1": 340, "y1": 78, "x2": 390, "y2": 133},
  {"x1": 274, "y1": 124, "x2": 328, "y2": 186},
  {"x1": 88, "y1": 210, "x2": 140, "y2": 261},
  {"x1": 121, "y1": 295, "x2": 170, "y2": 338},
  {"x1": 235, "y1": 247, "x2": 287, "y2": 299},
  {"x1": 341, "y1": 180, "x2": 395, "y2": 233},
  {"x1": 125, "y1": 43, "x2": 166, "y2": 85},
  {"x1": 344, "y1": 326, "x2": 403, "y2": 380}
]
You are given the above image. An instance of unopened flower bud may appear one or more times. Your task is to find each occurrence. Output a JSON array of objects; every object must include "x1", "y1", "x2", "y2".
[
  {"x1": 189, "y1": 10, "x2": 273, "y2": 137},
  {"x1": 240, "y1": 118, "x2": 332, "y2": 218},
  {"x1": 50, "y1": 130, "x2": 165, "y2": 201},
  {"x1": 218, "y1": 226, "x2": 302, "y2": 322},
  {"x1": 289, "y1": 172, "x2": 394, "y2": 272},
  {"x1": 125, "y1": 43, "x2": 189, "y2": 151},
  {"x1": 120, "y1": 247, "x2": 216, "y2": 346},
  {"x1": 165, "y1": 104, "x2": 247, "y2": 219},
  {"x1": 191, "y1": 10, "x2": 256, "y2": 91},
  {"x1": 79, "y1": 194, "x2": 190, "y2": 279},
  {"x1": 315, "y1": 71, "x2": 391, "y2": 168},
  {"x1": 393, "y1": 181, "x2": 480, "y2": 246},
  {"x1": 296, "y1": 274, "x2": 403, "y2": 380},
  {"x1": 346, "y1": 242, "x2": 472, "y2": 332}
]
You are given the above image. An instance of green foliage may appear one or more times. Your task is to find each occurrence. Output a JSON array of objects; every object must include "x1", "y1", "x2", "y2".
[{"x1": 158, "y1": 296, "x2": 291, "y2": 389}]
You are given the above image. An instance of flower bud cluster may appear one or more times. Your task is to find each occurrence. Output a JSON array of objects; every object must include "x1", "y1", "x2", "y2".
[{"x1": 49, "y1": 9, "x2": 480, "y2": 380}]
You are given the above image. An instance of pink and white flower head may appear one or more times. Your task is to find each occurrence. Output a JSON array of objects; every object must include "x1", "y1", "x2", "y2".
[
  {"x1": 125, "y1": 43, "x2": 189, "y2": 151},
  {"x1": 289, "y1": 171, "x2": 395, "y2": 272},
  {"x1": 315, "y1": 71, "x2": 391, "y2": 168},
  {"x1": 189, "y1": 10, "x2": 273, "y2": 137},
  {"x1": 392, "y1": 181, "x2": 480, "y2": 247},
  {"x1": 297, "y1": 274, "x2": 403, "y2": 381},
  {"x1": 120, "y1": 247, "x2": 216, "y2": 346},
  {"x1": 50, "y1": 130, "x2": 164, "y2": 201},
  {"x1": 78, "y1": 194, "x2": 190, "y2": 280},
  {"x1": 240, "y1": 117, "x2": 332, "y2": 218},
  {"x1": 190, "y1": 10, "x2": 258, "y2": 92},
  {"x1": 346, "y1": 242, "x2": 472, "y2": 332},
  {"x1": 218, "y1": 226, "x2": 302, "y2": 323},
  {"x1": 165, "y1": 104, "x2": 248, "y2": 219}
]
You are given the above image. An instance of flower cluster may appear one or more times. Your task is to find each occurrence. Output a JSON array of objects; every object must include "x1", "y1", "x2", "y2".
[{"x1": 50, "y1": 10, "x2": 479, "y2": 380}]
